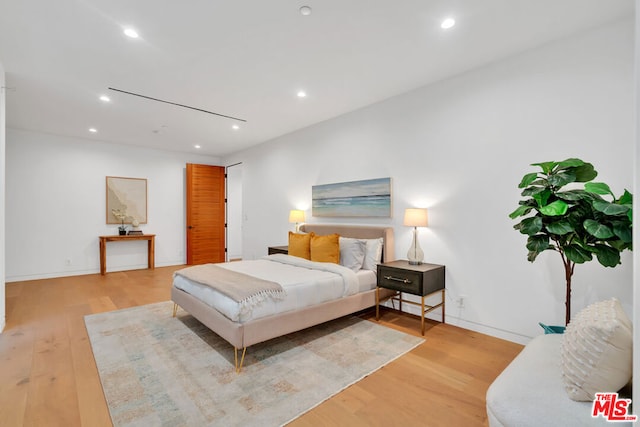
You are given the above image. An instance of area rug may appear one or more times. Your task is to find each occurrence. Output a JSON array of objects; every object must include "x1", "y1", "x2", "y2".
[{"x1": 85, "y1": 301, "x2": 423, "y2": 427}]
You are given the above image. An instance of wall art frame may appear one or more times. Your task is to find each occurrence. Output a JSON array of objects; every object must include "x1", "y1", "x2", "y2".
[
  {"x1": 312, "y1": 177, "x2": 392, "y2": 218},
  {"x1": 106, "y1": 176, "x2": 148, "y2": 224}
]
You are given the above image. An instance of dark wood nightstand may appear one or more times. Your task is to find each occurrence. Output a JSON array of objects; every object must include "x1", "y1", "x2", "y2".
[
  {"x1": 376, "y1": 260, "x2": 445, "y2": 335},
  {"x1": 268, "y1": 245, "x2": 289, "y2": 255}
]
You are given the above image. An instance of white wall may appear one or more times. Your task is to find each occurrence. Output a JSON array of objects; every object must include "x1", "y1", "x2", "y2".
[
  {"x1": 0, "y1": 62, "x2": 6, "y2": 332},
  {"x1": 224, "y1": 19, "x2": 635, "y2": 344},
  {"x1": 5, "y1": 129, "x2": 220, "y2": 281},
  {"x1": 633, "y1": 0, "x2": 639, "y2": 411},
  {"x1": 226, "y1": 163, "x2": 243, "y2": 260}
]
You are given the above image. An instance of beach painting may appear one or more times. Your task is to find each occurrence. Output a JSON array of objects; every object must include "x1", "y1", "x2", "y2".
[{"x1": 312, "y1": 177, "x2": 392, "y2": 217}]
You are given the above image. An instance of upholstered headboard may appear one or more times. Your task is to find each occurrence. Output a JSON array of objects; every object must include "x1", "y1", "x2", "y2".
[{"x1": 298, "y1": 223, "x2": 394, "y2": 262}]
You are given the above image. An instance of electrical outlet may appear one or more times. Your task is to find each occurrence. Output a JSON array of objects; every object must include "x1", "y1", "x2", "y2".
[{"x1": 457, "y1": 295, "x2": 468, "y2": 308}]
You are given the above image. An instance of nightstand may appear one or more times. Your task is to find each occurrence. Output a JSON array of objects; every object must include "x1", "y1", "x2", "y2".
[
  {"x1": 268, "y1": 245, "x2": 289, "y2": 255},
  {"x1": 376, "y1": 260, "x2": 445, "y2": 335}
]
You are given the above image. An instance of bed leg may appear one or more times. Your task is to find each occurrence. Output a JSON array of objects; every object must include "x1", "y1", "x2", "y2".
[
  {"x1": 235, "y1": 347, "x2": 247, "y2": 373},
  {"x1": 172, "y1": 303, "x2": 178, "y2": 317}
]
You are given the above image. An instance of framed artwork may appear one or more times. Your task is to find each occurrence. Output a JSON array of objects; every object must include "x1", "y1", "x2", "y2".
[
  {"x1": 312, "y1": 177, "x2": 392, "y2": 217},
  {"x1": 106, "y1": 176, "x2": 148, "y2": 224}
]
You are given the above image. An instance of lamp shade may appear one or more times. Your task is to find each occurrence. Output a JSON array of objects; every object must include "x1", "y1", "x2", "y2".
[
  {"x1": 288, "y1": 209, "x2": 305, "y2": 223},
  {"x1": 403, "y1": 208, "x2": 428, "y2": 227}
]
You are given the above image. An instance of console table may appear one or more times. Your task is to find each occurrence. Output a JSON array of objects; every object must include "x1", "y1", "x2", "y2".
[{"x1": 99, "y1": 234, "x2": 156, "y2": 275}]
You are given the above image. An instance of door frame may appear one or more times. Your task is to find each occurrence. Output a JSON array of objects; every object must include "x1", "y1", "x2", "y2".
[{"x1": 225, "y1": 162, "x2": 243, "y2": 262}]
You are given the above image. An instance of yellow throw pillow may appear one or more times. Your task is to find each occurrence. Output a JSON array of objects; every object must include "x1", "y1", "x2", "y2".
[
  {"x1": 310, "y1": 233, "x2": 340, "y2": 263},
  {"x1": 288, "y1": 232, "x2": 312, "y2": 259}
]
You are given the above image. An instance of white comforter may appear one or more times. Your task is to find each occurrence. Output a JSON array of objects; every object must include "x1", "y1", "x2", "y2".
[{"x1": 173, "y1": 254, "x2": 371, "y2": 323}]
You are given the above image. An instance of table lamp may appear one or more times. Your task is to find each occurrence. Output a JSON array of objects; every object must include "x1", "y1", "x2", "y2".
[
  {"x1": 404, "y1": 208, "x2": 428, "y2": 265},
  {"x1": 289, "y1": 210, "x2": 305, "y2": 233}
]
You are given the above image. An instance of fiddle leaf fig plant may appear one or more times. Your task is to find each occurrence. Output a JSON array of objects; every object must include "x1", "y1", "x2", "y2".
[{"x1": 509, "y1": 158, "x2": 632, "y2": 325}]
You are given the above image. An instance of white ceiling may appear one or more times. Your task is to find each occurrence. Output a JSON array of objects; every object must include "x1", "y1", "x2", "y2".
[{"x1": 0, "y1": 0, "x2": 633, "y2": 157}]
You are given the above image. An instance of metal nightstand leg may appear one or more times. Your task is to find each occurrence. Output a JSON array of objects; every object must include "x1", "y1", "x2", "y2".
[{"x1": 421, "y1": 296, "x2": 426, "y2": 335}]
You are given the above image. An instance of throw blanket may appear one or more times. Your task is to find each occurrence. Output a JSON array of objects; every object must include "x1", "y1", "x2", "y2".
[
  {"x1": 265, "y1": 254, "x2": 360, "y2": 296},
  {"x1": 174, "y1": 264, "x2": 286, "y2": 314}
]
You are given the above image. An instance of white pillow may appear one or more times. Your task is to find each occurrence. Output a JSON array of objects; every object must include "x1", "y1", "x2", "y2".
[
  {"x1": 339, "y1": 237, "x2": 366, "y2": 272},
  {"x1": 560, "y1": 298, "x2": 633, "y2": 401},
  {"x1": 361, "y1": 238, "x2": 383, "y2": 271}
]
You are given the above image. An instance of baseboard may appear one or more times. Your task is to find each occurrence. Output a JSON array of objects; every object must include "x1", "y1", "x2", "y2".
[
  {"x1": 445, "y1": 315, "x2": 532, "y2": 345},
  {"x1": 0, "y1": 317, "x2": 5, "y2": 333},
  {"x1": 6, "y1": 268, "x2": 98, "y2": 282},
  {"x1": 381, "y1": 300, "x2": 532, "y2": 345},
  {"x1": 5, "y1": 261, "x2": 186, "y2": 283}
]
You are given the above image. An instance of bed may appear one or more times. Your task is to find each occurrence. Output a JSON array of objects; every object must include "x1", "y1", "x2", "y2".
[{"x1": 171, "y1": 223, "x2": 395, "y2": 372}]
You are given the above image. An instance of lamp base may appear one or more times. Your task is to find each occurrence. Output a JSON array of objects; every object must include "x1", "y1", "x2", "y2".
[{"x1": 406, "y1": 227, "x2": 425, "y2": 265}]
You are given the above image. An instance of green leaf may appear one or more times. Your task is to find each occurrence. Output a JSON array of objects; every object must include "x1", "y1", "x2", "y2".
[
  {"x1": 533, "y1": 190, "x2": 551, "y2": 208},
  {"x1": 509, "y1": 205, "x2": 532, "y2": 219},
  {"x1": 521, "y1": 186, "x2": 546, "y2": 197},
  {"x1": 566, "y1": 202, "x2": 591, "y2": 224},
  {"x1": 527, "y1": 250, "x2": 541, "y2": 262},
  {"x1": 564, "y1": 244, "x2": 593, "y2": 264},
  {"x1": 573, "y1": 163, "x2": 597, "y2": 182},
  {"x1": 556, "y1": 190, "x2": 590, "y2": 201},
  {"x1": 583, "y1": 219, "x2": 615, "y2": 239},
  {"x1": 539, "y1": 200, "x2": 568, "y2": 216},
  {"x1": 612, "y1": 222, "x2": 632, "y2": 243},
  {"x1": 545, "y1": 220, "x2": 574, "y2": 235},
  {"x1": 547, "y1": 171, "x2": 576, "y2": 188},
  {"x1": 593, "y1": 244, "x2": 621, "y2": 267},
  {"x1": 617, "y1": 189, "x2": 633, "y2": 205},
  {"x1": 531, "y1": 161, "x2": 557, "y2": 174},
  {"x1": 518, "y1": 172, "x2": 539, "y2": 189},
  {"x1": 514, "y1": 216, "x2": 542, "y2": 235},
  {"x1": 609, "y1": 239, "x2": 632, "y2": 252},
  {"x1": 556, "y1": 158, "x2": 585, "y2": 169},
  {"x1": 628, "y1": 209, "x2": 633, "y2": 222},
  {"x1": 585, "y1": 182, "x2": 613, "y2": 197},
  {"x1": 592, "y1": 200, "x2": 630, "y2": 216},
  {"x1": 526, "y1": 234, "x2": 551, "y2": 252}
]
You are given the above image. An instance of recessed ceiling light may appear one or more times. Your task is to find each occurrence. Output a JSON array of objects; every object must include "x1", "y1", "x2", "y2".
[
  {"x1": 89, "y1": 128, "x2": 97, "y2": 133},
  {"x1": 123, "y1": 28, "x2": 139, "y2": 39},
  {"x1": 194, "y1": 145, "x2": 201, "y2": 149},
  {"x1": 300, "y1": 6, "x2": 312, "y2": 16},
  {"x1": 232, "y1": 124, "x2": 240, "y2": 130},
  {"x1": 99, "y1": 95, "x2": 110, "y2": 102},
  {"x1": 297, "y1": 90, "x2": 307, "y2": 98},
  {"x1": 441, "y1": 18, "x2": 455, "y2": 29}
]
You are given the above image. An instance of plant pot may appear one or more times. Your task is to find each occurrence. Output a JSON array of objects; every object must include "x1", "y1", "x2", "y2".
[
  {"x1": 538, "y1": 322, "x2": 565, "y2": 334},
  {"x1": 119, "y1": 230, "x2": 127, "y2": 235}
]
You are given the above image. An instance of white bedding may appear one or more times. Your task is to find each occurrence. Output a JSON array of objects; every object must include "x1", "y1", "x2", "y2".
[{"x1": 173, "y1": 254, "x2": 377, "y2": 323}]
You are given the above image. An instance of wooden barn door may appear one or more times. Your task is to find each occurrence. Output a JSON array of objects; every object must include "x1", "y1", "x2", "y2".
[{"x1": 186, "y1": 164, "x2": 226, "y2": 265}]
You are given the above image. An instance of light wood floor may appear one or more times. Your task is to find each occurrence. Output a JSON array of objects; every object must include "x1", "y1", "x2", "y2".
[{"x1": 1, "y1": 266, "x2": 523, "y2": 426}]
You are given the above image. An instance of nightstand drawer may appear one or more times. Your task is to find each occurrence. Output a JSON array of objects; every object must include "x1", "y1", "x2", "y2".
[
  {"x1": 378, "y1": 269, "x2": 422, "y2": 294},
  {"x1": 377, "y1": 261, "x2": 445, "y2": 296}
]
